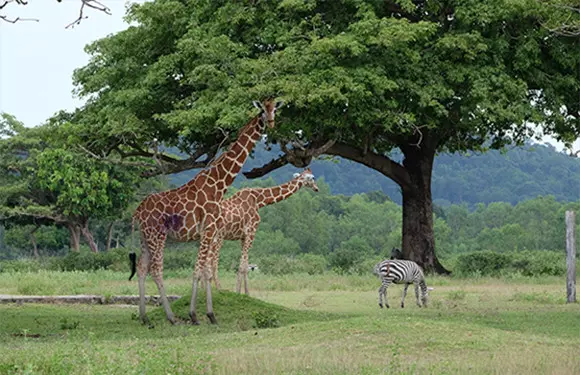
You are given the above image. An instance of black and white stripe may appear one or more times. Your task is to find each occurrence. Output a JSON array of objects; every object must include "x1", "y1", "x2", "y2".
[{"x1": 373, "y1": 259, "x2": 429, "y2": 309}]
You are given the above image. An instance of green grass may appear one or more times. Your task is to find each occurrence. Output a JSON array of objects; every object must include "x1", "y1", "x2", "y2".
[{"x1": 0, "y1": 271, "x2": 579, "y2": 374}]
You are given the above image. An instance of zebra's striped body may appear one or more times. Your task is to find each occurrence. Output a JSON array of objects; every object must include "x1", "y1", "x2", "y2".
[{"x1": 373, "y1": 259, "x2": 429, "y2": 309}]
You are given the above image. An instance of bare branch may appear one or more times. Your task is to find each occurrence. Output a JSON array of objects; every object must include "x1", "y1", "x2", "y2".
[
  {"x1": 409, "y1": 125, "x2": 427, "y2": 148},
  {"x1": 66, "y1": 0, "x2": 112, "y2": 29},
  {"x1": 0, "y1": 0, "x2": 26, "y2": 11},
  {"x1": 0, "y1": 15, "x2": 38, "y2": 23},
  {"x1": 1, "y1": 0, "x2": 111, "y2": 27}
]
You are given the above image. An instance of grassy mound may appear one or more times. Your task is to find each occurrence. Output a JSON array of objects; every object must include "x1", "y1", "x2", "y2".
[{"x1": 149, "y1": 290, "x2": 339, "y2": 330}]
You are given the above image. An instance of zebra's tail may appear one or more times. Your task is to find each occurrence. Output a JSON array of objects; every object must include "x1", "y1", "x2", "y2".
[{"x1": 128, "y1": 216, "x2": 137, "y2": 281}]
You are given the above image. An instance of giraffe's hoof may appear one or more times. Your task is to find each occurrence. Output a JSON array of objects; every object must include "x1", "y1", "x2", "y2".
[
  {"x1": 379, "y1": 303, "x2": 383, "y2": 309},
  {"x1": 207, "y1": 312, "x2": 218, "y2": 325},
  {"x1": 401, "y1": 303, "x2": 405, "y2": 308},
  {"x1": 189, "y1": 312, "x2": 200, "y2": 325}
]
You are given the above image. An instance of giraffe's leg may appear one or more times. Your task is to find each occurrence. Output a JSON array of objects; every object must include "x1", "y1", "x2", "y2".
[
  {"x1": 211, "y1": 237, "x2": 223, "y2": 290},
  {"x1": 190, "y1": 228, "x2": 218, "y2": 325},
  {"x1": 241, "y1": 234, "x2": 255, "y2": 296},
  {"x1": 235, "y1": 239, "x2": 244, "y2": 294},
  {"x1": 401, "y1": 283, "x2": 410, "y2": 308},
  {"x1": 137, "y1": 232, "x2": 152, "y2": 325},
  {"x1": 148, "y1": 233, "x2": 177, "y2": 324},
  {"x1": 189, "y1": 263, "x2": 201, "y2": 325}
]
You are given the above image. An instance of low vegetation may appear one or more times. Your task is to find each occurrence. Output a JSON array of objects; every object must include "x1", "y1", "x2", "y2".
[{"x1": 0, "y1": 271, "x2": 579, "y2": 374}]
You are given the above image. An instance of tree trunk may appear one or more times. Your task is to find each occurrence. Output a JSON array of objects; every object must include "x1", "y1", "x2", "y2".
[
  {"x1": 106, "y1": 222, "x2": 115, "y2": 252},
  {"x1": 115, "y1": 236, "x2": 120, "y2": 248},
  {"x1": 30, "y1": 226, "x2": 39, "y2": 258},
  {"x1": 80, "y1": 220, "x2": 99, "y2": 253},
  {"x1": 68, "y1": 224, "x2": 81, "y2": 252},
  {"x1": 401, "y1": 145, "x2": 450, "y2": 274}
]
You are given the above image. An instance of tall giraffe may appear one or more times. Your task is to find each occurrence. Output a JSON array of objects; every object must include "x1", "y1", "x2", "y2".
[
  {"x1": 130, "y1": 99, "x2": 283, "y2": 325},
  {"x1": 209, "y1": 168, "x2": 319, "y2": 295}
]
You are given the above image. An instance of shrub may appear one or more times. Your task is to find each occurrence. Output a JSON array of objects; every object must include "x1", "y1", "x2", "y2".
[
  {"x1": 252, "y1": 311, "x2": 279, "y2": 329},
  {"x1": 454, "y1": 251, "x2": 511, "y2": 276},
  {"x1": 329, "y1": 236, "x2": 373, "y2": 274},
  {"x1": 295, "y1": 253, "x2": 327, "y2": 275},
  {"x1": 454, "y1": 250, "x2": 567, "y2": 277},
  {"x1": 49, "y1": 247, "x2": 127, "y2": 272},
  {"x1": 0, "y1": 258, "x2": 44, "y2": 273}
]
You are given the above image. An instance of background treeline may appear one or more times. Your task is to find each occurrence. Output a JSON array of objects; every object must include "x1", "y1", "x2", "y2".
[
  {"x1": 2, "y1": 177, "x2": 578, "y2": 277},
  {"x1": 172, "y1": 142, "x2": 580, "y2": 207}
]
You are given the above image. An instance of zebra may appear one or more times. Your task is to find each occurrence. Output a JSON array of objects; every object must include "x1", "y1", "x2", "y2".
[
  {"x1": 373, "y1": 259, "x2": 429, "y2": 309},
  {"x1": 390, "y1": 247, "x2": 403, "y2": 260}
]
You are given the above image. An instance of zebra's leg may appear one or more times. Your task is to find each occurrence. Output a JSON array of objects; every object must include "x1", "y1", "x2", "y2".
[
  {"x1": 378, "y1": 285, "x2": 385, "y2": 308},
  {"x1": 420, "y1": 280, "x2": 429, "y2": 307},
  {"x1": 379, "y1": 280, "x2": 390, "y2": 308},
  {"x1": 401, "y1": 283, "x2": 410, "y2": 308},
  {"x1": 414, "y1": 282, "x2": 422, "y2": 307}
]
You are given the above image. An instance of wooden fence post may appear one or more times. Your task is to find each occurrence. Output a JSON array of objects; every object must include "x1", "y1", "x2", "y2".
[{"x1": 566, "y1": 211, "x2": 576, "y2": 303}]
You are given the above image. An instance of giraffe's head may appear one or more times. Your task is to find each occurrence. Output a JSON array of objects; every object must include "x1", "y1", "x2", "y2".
[
  {"x1": 253, "y1": 99, "x2": 284, "y2": 129},
  {"x1": 292, "y1": 167, "x2": 319, "y2": 192}
]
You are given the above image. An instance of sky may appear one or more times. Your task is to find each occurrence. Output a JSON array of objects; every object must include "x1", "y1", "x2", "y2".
[{"x1": 0, "y1": 0, "x2": 579, "y2": 154}]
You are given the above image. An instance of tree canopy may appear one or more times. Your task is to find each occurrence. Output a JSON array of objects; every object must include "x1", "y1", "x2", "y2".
[
  {"x1": 0, "y1": 113, "x2": 140, "y2": 252},
  {"x1": 68, "y1": 0, "x2": 580, "y2": 272}
]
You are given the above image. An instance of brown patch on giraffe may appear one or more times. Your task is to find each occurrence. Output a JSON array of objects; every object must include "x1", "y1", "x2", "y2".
[{"x1": 163, "y1": 214, "x2": 183, "y2": 232}]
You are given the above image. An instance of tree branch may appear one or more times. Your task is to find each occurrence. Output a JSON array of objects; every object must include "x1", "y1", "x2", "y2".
[
  {"x1": 243, "y1": 155, "x2": 289, "y2": 179},
  {"x1": 244, "y1": 139, "x2": 412, "y2": 190},
  {"x1": 325, "y1": 143, "x2": 412, "y2": 190},
  {"x1": 65, "y1": 0, "x2": 111, "y2": 29}
]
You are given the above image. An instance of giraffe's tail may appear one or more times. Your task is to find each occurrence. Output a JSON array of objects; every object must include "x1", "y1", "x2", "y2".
[{"x1": 129, "y1": 216, "x2": 137, "y2": 281}]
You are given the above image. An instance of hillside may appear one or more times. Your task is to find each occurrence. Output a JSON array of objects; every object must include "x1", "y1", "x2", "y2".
[{"x1": 170, "y1": 142, "x2": 580, "y2": 207}]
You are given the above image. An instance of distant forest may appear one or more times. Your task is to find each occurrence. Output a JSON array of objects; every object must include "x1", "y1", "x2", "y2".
[{"x1": 171, "y1": 142, "x2": 580, "y2": 207}]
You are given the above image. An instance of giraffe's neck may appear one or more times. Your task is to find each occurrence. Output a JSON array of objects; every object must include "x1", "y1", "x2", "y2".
[
  {"x1": 253, "y1": 180, "x2": 304, "y2": 209},
  {"x1": 186, "y1": 116, "x2": 264, "y2": 201}
]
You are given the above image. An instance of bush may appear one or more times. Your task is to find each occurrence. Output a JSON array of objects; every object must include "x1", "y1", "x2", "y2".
[
  {"x1": 49, "y1": 247, "x2": 128, "y2": 272},
  {"x1": 0, "y1": 258, "x2": 44, "y2": 273},
  {"x1": 252, "y1": 254, "x2": 328, "y2": 276},
  {"x1": 454, "y1": 251, "x2": 511, "y2": 276},
  {"x1": 454, "y1": 250, "x2": 567, "y2": 277},
  {"x1": 295, "y1": 253, "x2": 327, "y2": 275},
  {"x1": 510, "y1": 251, "x2": 565, "y2": 276},
  {"x1": 328, "y1": 236, "x2": 373, "y2": 274}
]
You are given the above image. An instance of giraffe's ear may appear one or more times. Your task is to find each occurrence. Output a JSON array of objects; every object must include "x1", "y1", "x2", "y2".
[
  {"x1": 253, "y1": 101, "x2": 263, "y2": 111},
  {"x1": 292, "y1": 173, "x2": 300, "y2": 178},
  {"x1": 274, "y1": 101, "x2": 284, "y2": 110}
]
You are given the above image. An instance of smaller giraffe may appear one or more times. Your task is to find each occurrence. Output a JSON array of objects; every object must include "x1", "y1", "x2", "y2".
[{"x1": 208, "y1": 168, "x2": 319, "y2": 295}]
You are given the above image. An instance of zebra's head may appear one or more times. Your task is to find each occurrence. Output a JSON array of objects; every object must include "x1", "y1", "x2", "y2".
[{"x1": 390, "y1": 247, "x2": 403, "y2": 260}]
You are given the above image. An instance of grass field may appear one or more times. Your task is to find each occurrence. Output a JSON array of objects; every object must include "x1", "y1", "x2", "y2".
[{"x1": 0, "y1": 271, "x2": 579, "y2": 374}]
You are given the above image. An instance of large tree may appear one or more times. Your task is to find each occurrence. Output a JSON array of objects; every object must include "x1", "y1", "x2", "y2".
[
  {"x1": 0, "y1": 113, "x2": 140, "y2": 252},
  {"x1": 71, "y1": 0, "x2": 579, "y2": 272}
]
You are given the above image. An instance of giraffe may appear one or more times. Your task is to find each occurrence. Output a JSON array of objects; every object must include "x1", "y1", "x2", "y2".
[
  {"x1": 208, "y1": 168, "x2": 319, "y2": 295},
  {"x1": 129, "y1": 99, "x2": 283, "y2": 325}
]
